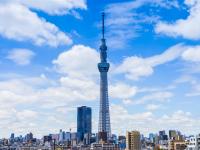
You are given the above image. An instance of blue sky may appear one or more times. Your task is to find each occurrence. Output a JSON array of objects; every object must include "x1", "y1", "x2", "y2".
[{"x1": 0, "y1": 0, "x2": 200, "y2": 138}]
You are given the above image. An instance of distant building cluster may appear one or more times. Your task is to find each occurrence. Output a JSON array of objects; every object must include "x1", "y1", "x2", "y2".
[
  {"x1": 141, "y1": 130, "x2": 200, "y2": 150},
  {"x1": 1, "y1": 127, "x2": 200, "y2": 150}
]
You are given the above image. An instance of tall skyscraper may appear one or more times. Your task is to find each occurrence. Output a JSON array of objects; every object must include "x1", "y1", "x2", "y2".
[
  {"x1": 98, "y1": 12, "x2": 111, "y2": 139},
  {"x1": 77, "y1": 106, "x2": 92, "y2": 141},
  {"x1": 126, "y1": 131, "x2": 141, "y2": 150}
]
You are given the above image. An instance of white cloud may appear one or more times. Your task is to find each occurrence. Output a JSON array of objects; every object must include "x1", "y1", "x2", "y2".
[
  {"x1": 0, "y1": 0, "x2": 87, "y2": 16},
  {"x1": 0, "y1": 73, "x2": 98, "y2": 137},
  {"x1": 16, "y1": 110, "x2": 38, "y2": 120},
  {"x1": 185, "y1": 82, "x2": 200, "y2": 97},
  {"x1": 115, "y1": 44, "x2": 186, "y2": 80},
  {"x1": 182, "y1": 45, "x2": 200, "y2": 62},
  {"x1": 134, "y1": 91, "x2": 173, "y2": 104},
  {"x1": 110, "y1": 83, "x2": 137, "y2": 99},
  {"x1": 0, "y1": 108, "x2": 40, "y2": 137},
  {"x1": 18, "y1": 0, "x2": 87, "y2": 16},
  {"x1": 114, "y1": 43, "x2": 200, "y2": 80},
  {"x1": 175, "y1": 75, "x2": 197, "y2": 84},
  {"x1": 155, "y1": 0, "x2": 200, "y2": 40},
  {"x1": 146, "y1": 104, "x2": 161, "y2": 111},
  {"x1": 105, "y1": 0, "x2": 178, "y2": 49},
  {"x1": 59, "y1": 76, "x2": 98, "y2": 101},
  {"x1": 159, "y1": 110, "x2": 193, "y2": 126},
  {"x1": 111, "y1": 104, "x2": 200, "y2": 135},
  {"x1": 122, "y1": 99, "x2": 135, "y2": 105},
  {"x1": 53, "y1": 45, "x2": 99, "y2": 78},
  {"x1": 7, "y1": 48, "x2": 35, "y2": 65},
  {"x1": 174, "y1": 75, "x2": 200, "y2": 97},
  {"x1": 0, "y1": 2, "x2": 72, "y2": 47},
  {"x1": 0, "y1": 43, "x2": 102, "y2": 137}
]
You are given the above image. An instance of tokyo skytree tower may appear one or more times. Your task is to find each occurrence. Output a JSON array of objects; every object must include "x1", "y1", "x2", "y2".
[{"x1": 98, "y1": 12, "x2": 111, "y2": 138}]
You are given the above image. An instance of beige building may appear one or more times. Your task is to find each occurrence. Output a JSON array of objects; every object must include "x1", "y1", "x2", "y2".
[
  {"x1": 126, "y1": 131, "x2": 141, "y2": 150},
  {"x1": 169, "y1": 140, "x2": 187, "y2": 150},
  {"x1": 90, "y1": 143, "x2": 120, "y2": 150}
]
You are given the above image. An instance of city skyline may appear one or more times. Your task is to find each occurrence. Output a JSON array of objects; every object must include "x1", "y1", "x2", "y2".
[
  {"x1": 1, "y1": 127, "x2": 198, "y2": 150},
  {"x1": 0, "y1": 0, "x2": 200, "y2": 138}
]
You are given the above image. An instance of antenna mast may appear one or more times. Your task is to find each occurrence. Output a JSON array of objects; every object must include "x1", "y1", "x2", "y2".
[{"x1": 102, "y1": 12, "x2": 105, "y2": 39}]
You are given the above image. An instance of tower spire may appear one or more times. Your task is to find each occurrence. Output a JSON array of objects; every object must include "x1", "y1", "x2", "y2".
[{"x1": 102, "y1": 12, "x2": 105, "y2": 39}]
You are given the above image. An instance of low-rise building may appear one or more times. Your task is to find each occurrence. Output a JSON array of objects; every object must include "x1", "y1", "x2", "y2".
[
  {"x1": 186, "y1": 136, "x2": 196, "y2": 150},
  {"x1": 169, "y1": 139, "x2": 187, "y2": 150}
]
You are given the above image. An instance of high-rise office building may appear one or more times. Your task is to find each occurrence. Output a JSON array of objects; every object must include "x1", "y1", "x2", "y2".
[
  {"x1": 98, "y1": 12, "x2": 111, "y2": 139},
  {"x1": 169, "y1": 130, "x2": 177, "y2": 140},
  {"x1": 126, "y1": 131, "x2": 141, "y2": 150},
  {"x1": 159, "y1": 130, "x2": 168, "y2": 145},
  {"x1": 149, "y1": 133, "x2": 155, "y2": 143},
  {"x1": 77, "y1": 106, "x2": 92, "y2": 141},
  {"x1": 59, "y1": 129, "x2": 65, "y2": 142},
  {"x1": 10, "y1": 133, "x2": 14, "y2": 139},
  {"x1": 25, "y1": 132, "x2": 33, "y2": 142},
  {"x1": 159, "y1": 130, "x2": 165, "y2": 139}
]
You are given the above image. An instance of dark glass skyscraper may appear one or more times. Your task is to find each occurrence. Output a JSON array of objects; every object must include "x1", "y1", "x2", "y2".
[
  {"x1": 98, "y1": 13, "x2": 111, "y2": 138},
  {"x1": 77, "y1": 106, "x2": 92, "y2": 141}
]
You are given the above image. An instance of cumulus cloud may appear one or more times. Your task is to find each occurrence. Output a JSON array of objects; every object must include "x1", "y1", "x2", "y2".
[
  {"x1": 186, "y1": 84, "x2": 200, "y2": 97},
  {"x1": 0, "y1": 2, "x2": 73, "y2": 47},
  {"x1": 18, "y1": 0, "x2": 87, "y2": 15},
  {"x1": 0, "y1": 44, "x2": 101, "y2": 137},
  {"x1": 114, "y1": 43, "x2": 200, "y2": 80},
  {"x1": 17, "y1": 110, "x2": 38, "y2": 120},
  {"x1": 174, "y1": 75, "x2": 200, "y2": 97},
  {"x1": 0, "y1": 73, "x2": 98, "y2": 137},
  {"x1": 110, "y1": 83, "x2": 137, "y2": 99},
  {"x1": 155, "y1": 0, "x2": 200, "y2": 40},
  {"x1": 7, "y1": 48, "x2": 35, "y2": 65},
  {"x1": 111, "y1": 104, "x2": 200, "y2": 135},
  {"x1": 146, "y1": 104, "x2": 161, "y2": 111},
  {"x1": 134, "y1": 91, "x2": 173, "y2": 105},
  {"x1": 0, "y1": 106, "x2": 41, "y2": 137},
  {"x1": 115, "y1": 44, "x2": 186, "y2": 80},
  {"x1": 182, "y1": 45, "x2": 200, "y2": 62},
  {"x1": 0, "y1": 0, "x2": 87, "y2": 16},
  {"x1": 53, "y1": 45, "x2": 99, "y2": 78}
]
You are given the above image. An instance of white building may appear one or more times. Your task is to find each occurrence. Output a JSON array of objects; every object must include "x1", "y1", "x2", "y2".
[
  {"x1": 186, "y1": 136, "x2": 196, "y2": 150},
  {"x1": 196, "y1": 134, "x2": 200, "y2": 150}
]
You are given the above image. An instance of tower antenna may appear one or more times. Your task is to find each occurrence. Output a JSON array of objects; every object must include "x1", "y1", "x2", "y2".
[{"x1": 102, "y1": 12, "x2": 105, "y2": 39}]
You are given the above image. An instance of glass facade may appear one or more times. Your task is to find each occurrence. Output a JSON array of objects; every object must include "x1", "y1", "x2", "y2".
[{"x1": 77, "y1": 106, "x2": 92, "y2": 141}]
